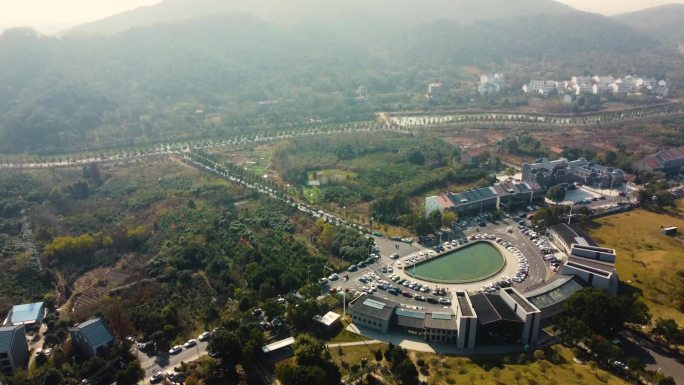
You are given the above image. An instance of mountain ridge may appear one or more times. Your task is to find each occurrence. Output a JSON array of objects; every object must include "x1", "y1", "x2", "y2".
[
  {"x1": 614, "y1": 4, "x2": 684, "y2": 44},
  {"x1": 64, "y1": 0, "x2": 577, "y2": 36}
]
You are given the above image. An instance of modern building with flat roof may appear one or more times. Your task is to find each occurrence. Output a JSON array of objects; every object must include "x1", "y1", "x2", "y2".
[
  {"x1": 455, "y1": 291, "x2": 477, "y2": 349},
  {"x1": 313, "y1": 311, "x2": 341, "y2": 331},
  {"x1": 0, "y1": 325, "x2": 29, "y2": 376},
  {"x1": 349, "y1": 297, "x2": 397, "y2": 333},
  {"x1": 351, "y1": 292, "x2": 540, "y2": 349},
  {"x1": 3, "y1": 302, "x2": 45, "y2": 327}
]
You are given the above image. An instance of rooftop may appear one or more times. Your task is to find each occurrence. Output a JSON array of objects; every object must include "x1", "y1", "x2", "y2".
[
  {"x1": 525, "y1": 275, "x2": 584, "y2": 310},
  {"x1": 0, "y1": 325, "x2": 22, "y2": 352},
  {"x1": 456, "y1": 292, "x2": 473, "y2": 317},
  {"x1": 262, "y1": 337, "x2": 295, "y2": 354},
  {"x1": 425, "y1": 312, "x2": 458, "y2": 330},
  {"x1": 657, "y1": 146, "x2": 684, "y2": 162},
  {"x1": 71, "y1": 318, "x2": 114, "y2": 349},
  {"x1": 350, "y1": 296, "x2": 397, "y2": 321},
  {"x1": 7, "y1": 302, "x2": 44, "y2": 325},
  {"x1": 549, "y1": 223, "x2": 597, "y2": 248},
  {"x1": 313, "y1": 311, "x2": 340, "y2": 327},
  {"x1": 470, "y1": 293, "x2": 521, "y2": 325},
  {"x1": 503, "y1": 288, "x2": 537, "y2": 313}
]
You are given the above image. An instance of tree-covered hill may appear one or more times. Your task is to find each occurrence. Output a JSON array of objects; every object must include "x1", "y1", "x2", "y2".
[
  {"x1": 0, "y1": 2, "x2": 667, "y2": 154},
  {"x1": 614, "y1": 4, "x2": 684, "y2": 45}
]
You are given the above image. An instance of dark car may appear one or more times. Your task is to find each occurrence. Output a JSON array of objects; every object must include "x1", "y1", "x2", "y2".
[{"x1": 426, "y1": 297, "x2": 438, "y2": 304}]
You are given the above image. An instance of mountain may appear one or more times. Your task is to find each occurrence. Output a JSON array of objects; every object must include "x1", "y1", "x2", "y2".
[
  {"x1": 65, "y1": 0, "x2": 576, "y2": 36},
  {"x1": 615, "y1": 4, "x2": 684, "y2": 45},
  {"x1": 0, "y1": 1, "x2": 666, "y2": 154}
]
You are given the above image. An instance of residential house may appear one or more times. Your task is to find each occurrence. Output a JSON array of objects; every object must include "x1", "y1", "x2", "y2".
[{"x1": 69, "y1": 318, "x2": 115, "y2": 358}]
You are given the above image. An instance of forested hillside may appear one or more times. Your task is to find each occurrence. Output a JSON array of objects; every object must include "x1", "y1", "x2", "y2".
[
  {"x1": 615, "y1": 4, "x2": 684, "y2": 45},
  {"x1": 0, "y1": 0, "x2": 671, "y2": 154}
]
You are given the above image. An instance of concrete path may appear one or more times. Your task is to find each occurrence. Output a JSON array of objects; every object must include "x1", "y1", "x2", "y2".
[{"x1": 326, "y1": 340, "x2": 384, "y2": 348}]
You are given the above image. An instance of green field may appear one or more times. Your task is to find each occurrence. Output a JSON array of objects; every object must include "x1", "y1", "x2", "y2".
[
  {"x1": 406, "y1": 242, "x2": 505, "y2": 283},
  {"x1": 589, "y1": 201, "x2": 684, "y2": 325}
]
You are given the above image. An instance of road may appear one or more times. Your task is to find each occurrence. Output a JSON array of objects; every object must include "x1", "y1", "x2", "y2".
[
  {"x1": 137, "y1": 341, "x2": 209, "y2": 383},
  {"x1": 618, "y1": 330, "x2": 684, "y2": 385}
]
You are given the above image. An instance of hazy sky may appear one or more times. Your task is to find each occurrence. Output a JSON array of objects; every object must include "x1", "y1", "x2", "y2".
[{"x1": 1, "y1": 0, "x2": 683, "y2": 33}]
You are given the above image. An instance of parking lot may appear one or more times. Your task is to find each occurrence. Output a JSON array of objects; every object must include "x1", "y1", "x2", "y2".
[{"x1": 324, "y1": 213, "x2": 557, "y2": 309}]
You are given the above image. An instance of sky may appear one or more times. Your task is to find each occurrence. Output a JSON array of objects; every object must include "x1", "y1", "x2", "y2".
[{"x1": 0, "y1": 0, "x2": 683, "y2": 34}]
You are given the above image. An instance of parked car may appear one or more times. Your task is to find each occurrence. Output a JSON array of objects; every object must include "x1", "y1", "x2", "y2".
[
  {"x1": 169, "y1": 345, "x2": 182, "y2": 355},
  {"x1": 184, "y1": 339, "x2": 197, "y2": 348},
  {"x1": 150, "y1": 372, "x2": 164, "y2": 383}
]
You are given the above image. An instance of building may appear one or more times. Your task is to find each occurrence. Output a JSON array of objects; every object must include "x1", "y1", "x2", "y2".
[
  {"x1": 349, "y1": 297, "x2": 397, "y2": 333},
  {"x1": 636, "y1": 146, "x2": 684, "y2": 174},
  {"x1": 69, "y1": 318, "x2": 115, "y2": 358},
  {"x1": 525, "y1": 275, "x2": 585, "y2": 319},
  {"x1": 478, "y1": 73, "x2": 505, "y2": 95},
  {"x1": 425, "y1": 194, "x2": 455, "y2": 218},
  {"x1": 3, "y1": 302, "x2": 45, "y2": 328},
  {"x1": 424, "y1": 181, "x2": 544, "y2": 218},
  {"x1": 350, "y1": 291, "x2": 540, "y2": 349},
  {"x1": 0, "y1": 325, "x2": 29, "y2": 376},
  {"x1": 454, "y1": 291, "x2": 477, "y2": 349},
  {"x1": 427, "y1": 82, "x2": 443, "y2": 99},
  {"x1": 312, "y1": 311, "x2": 341, "y2": 331},
  {"x1": 548, "y1": 223, "x2": 598, "y2": 255},
  {"x1": 560, "y1": 244, "x2": 618, "y2": 295},
  {"x1": 561, "y1": 255, "x2": 618, "y2": 294},
  {"x1": 468, "y1": 288, "x2": 541, "y2": 347},
  {"x1": 662, "y1": 227, "x2": 678, "y2": 236},
  {"x1": 522, "y1": 158, "x2": 625, "y2": 189}
]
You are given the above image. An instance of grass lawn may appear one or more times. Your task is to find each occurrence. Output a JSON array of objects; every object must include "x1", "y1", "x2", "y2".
[
  {"x1": 328, "y1": 344, "x2": 631, "y2": 385},
  {"x1": 588, "y1": 201, "x2": 684, "y2": 325}
]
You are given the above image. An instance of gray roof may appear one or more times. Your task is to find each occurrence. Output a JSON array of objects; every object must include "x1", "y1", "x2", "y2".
[
  {"x1": 424, "y1": 312, "x2": 458, "y2": 330},
  {"x1": 525, "y1": 275, "x2": 584, "y2": 310},
  {"x1": 451, "y1": 187, "x2": 497, "y2": 206},
  {"x1": 0, "y1": 325, "x2": 22, "y2": 352},
  {"x1": 350, "y1": 296, "x2": 397, "y2": 321},
  {"x1": 470, "y1": 294, "x2": 522, "y2": 325},
  {"x1": 395, "y1": 309, "x2": 426, "y2": 329},
  {"x1": 549, "y1": 223, "x2": 597, "y2": 247},
  {"x1": 72, "y1": 318, "x2": 114, "y2": 349}
]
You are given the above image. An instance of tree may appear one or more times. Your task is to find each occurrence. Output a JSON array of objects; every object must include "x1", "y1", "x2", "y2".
[
  {"x1": 407, "y1": 149, "x2": 426, "y2": 165},
  {"x1": 393, "y1": 359, "x2": 419, "y2": 385},
  {"x1": 115, "y1": 361, "x2": 144, "y2": 385},
  {"x1": 652, "y1": 318, "x2": 683, "y2": 346},
  {"x1": 209, "y1": 329, "x2": 242, "y2": 367},
  {"x1": 442, "y1": 211, "x2": 457, "y2": 227},
  {"x1": 427, "y1": 210, "x2": 442, "y2": 231},
  {"x1": 546, "y1": 185, "x2": 566, "y2": 203},
  {"x1": 533, "y1": 349, "x2": 545, "y2": 361}
]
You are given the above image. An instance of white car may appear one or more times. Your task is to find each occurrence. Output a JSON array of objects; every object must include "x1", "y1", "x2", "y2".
[
  {"x1": 150, "y1": 372, "x2": 164, "y2": 383},
  {"x1": 198, "y1": 331, "x2": 211, "y2": 341},
  {"x1": 184, "y1": 339, "x2": 197, "y2": 348},
  {"x1": 168, "y1": 345, "x2": 182, "y2": 355}
]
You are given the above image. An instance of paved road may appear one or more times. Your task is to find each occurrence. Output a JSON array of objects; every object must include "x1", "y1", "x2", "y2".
[
  {"x1": 618, "y1": 330, "x2": 684, "y2": 385},
  {"x1": 138, "y1": 341, "x2": 208, "y2": 383}
]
